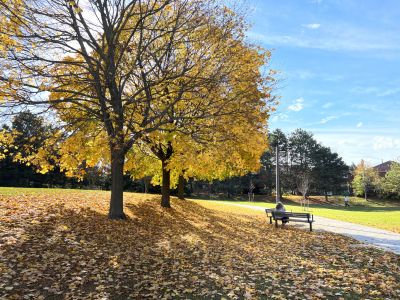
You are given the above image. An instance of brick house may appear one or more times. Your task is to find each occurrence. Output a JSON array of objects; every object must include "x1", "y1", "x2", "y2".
[{"x1": 373, "y1": 161, "x2": 394, "y2": 177}]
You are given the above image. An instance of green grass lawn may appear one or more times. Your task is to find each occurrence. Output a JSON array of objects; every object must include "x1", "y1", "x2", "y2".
[{"x1": 198, "y1": 195, "x2": 400, "y2": 233}]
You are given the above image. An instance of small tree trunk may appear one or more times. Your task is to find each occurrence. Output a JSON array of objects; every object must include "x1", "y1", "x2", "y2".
[
  {"x1": 177, "y1": 174, "x2": 185, "y2": 200},
  {"x1": 108, "y1": 149, "x2": 126, "y2": 220},
  {"x1": 279, "y1": 187, "x2": 284, "y2": 201},
  {"x1": 143, "y1": 176, "x2": 150, "y2": 194},
  {"x1": 161, "y1": 160, "x2": 171, "y2": 208},
  {"x1": 189, "y1": 179, "x2": 194, "y2": 194}
]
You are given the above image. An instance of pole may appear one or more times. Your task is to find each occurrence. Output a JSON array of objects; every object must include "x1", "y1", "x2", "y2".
[{"x1": 275, "y1": 144, "x2": 280, "y2": 204}]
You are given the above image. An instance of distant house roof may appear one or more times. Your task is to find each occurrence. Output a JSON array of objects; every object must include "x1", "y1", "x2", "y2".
[{"x1": 373, "y1": 161, "x2": 394, "y2": 174}]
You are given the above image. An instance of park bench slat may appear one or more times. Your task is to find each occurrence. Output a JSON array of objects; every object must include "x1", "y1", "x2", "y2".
[{"x1": 284, "y1": 218, "x2": 311, "y2": 223}]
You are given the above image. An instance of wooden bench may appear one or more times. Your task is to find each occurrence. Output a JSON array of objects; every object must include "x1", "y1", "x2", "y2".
[
  {"x1": 265, "y1": 209, "x2": 274, "y2": 224},
  {"x1": 270, "y1": 210, "x2": 314, "y2": 231}
]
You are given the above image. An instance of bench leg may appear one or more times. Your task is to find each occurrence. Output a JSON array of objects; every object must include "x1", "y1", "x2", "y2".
[
  {"x1": 269, "y1": 217, "x2": 272, "y2": 224},
  {"x1": 310, "y1": 222, "x2": 312, "y2": 232},
  {"x1": 275, "y1": 219, "x2": 278, "y2": 228}
]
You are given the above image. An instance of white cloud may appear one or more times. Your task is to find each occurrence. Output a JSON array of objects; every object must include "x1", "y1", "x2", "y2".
[
  {"x1": 351, "y1": 86, "x2": 400, "y2": 97},
  {"x1": 320, "y1": 115, "x2": 338, "y2": 124},
  {"x1": 350, "y1": 86, "x2": 379, "y2": 94},
  {"x1": 287, "y1": 70, "x2": 343, "y2": 82},
  {"x1": 247, "y1": 23, "x2": 400, "y2": 54},
  {"x1": 290, "y1": 70, "x2": 315, "y2": 80},
  {"x1": 356, "y1": 122, "x2": 363, "y2": 128},
  {"x1": 312, "y1": 127, "x2": 400, "y2": 136},
  {"x1": 312, "y1": 132, "x2": 394, "y2": 165},
  {"x1": 271, "y1": 113, "x2": 288, "y2": 122},
  {"x1": 303, "y1": 23, "x2": 321, "y2": 30},
  {"x1": 351, "y1": 103, "x2": 381, "y2": 113},
  {"x1": 377, "y1": 87, "x2": 400, "y2": 97},
  {"x1": 373, "y1": 136, "x2": 400, "y2": 150},
  {"x1": 322, "y1": 74, "x2": 344, "y2": 82},
  {"x1": 288, "y1": 97, "x2": 304, "y2": 112},
  {"x1": 322, "y1": 102, "x2": 333, "y2": 109},
  {"x1": 350, "y1": 103, "x2": 400, "y2": 123}
]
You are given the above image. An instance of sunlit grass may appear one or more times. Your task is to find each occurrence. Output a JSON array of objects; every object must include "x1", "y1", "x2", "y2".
[
  {"x1": 201, "y1": 195, "x2": 400, "y2": 233},
  {"x1": 0, "y1": 186, "x2": 105, "y2": 196}
]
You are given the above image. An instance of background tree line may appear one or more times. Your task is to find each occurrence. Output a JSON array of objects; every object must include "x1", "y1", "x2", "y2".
[
  {"x1": 217, "y1": 128, "x2": 350, "y2": 200},
  {"x1": 1, "y1": 112, "x2": 353, "y2": 200},
  {"x1": 4, "y1": 112, "x2": 398, "y2": 201}
]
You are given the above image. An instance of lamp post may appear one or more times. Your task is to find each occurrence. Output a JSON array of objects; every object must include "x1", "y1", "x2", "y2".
[
  {"x1": 275, "y1": 143, "x2": 280, "y2": 204},
  {"x1": 270, "y1": 133, "x2": 280, "y2": 204}
]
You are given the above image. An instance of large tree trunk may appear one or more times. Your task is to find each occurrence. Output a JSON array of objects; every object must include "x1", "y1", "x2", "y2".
[
  {"x1": 161, "y1": 160, "x2": 171, "y2": 208},
  {"x1": 177, "y1": 174, "x2": 185, "y2": 200},
  {"x1": 108, "y1": 149, "x2": 126, "y2": 219}
]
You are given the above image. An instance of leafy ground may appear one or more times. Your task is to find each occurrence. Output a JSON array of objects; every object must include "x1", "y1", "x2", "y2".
[
  {"x1": 1, "y1": 188, "x2": 399, "y2": 299},
  {"x1": 210, "y1": 195, "x2": 400, "y2": 233}
]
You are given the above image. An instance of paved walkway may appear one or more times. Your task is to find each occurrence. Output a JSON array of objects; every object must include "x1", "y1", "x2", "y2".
[{"x1": 220, "y1": 202, "x2": 400, "y2": 255}]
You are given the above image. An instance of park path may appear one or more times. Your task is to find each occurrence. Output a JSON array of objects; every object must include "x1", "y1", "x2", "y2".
[{"x1": 215, "y1": 202, "x2": 400, "y2": 255}]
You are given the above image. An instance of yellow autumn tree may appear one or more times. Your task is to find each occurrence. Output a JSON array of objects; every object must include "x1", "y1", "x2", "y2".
[
  {"x1": 0, "y1": 0, "x2": 23, "y2": 53},
  {"x1": 0, "y1": 0, "x2": 277, "y2": 216},
  {"x1": 125, "y1": 40, "x2": 276, "y2": 207},
  {"x1": 0, "y1": 0, "x2": 24, "y2": 101},
  {"x1": 127, "y1": 115, "x2": 269, "y2": 206},
  {"x1": 352, "y1": 160, "x2": 380, "y2": 199}
]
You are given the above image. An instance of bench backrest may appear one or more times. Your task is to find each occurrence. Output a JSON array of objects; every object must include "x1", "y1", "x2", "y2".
[
  {"x1": 285, "y1": 212, "x2": 311, "y2": 218},
  {"x1": 272, "y1": 210, "x2": 312, "y2": 220},
  {"x1": 265, "y1": 208, "x2": 274, "y2": 215}
]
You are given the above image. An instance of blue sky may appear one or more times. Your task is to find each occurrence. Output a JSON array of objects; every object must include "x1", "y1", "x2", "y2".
[{"x1": 244, "y1": 0, "x2": 400, "y2": 165}]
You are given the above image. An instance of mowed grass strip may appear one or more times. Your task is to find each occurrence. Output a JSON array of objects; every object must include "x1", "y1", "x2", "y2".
[{"x1": 0, "y1": 188, "x2": 399, "y2": 299}]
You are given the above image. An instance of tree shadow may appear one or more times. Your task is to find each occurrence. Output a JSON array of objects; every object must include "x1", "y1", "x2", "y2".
[
  {"x1": 0, "y1": 198, "x2": 274, "y2": 299},
  {"x1": 2, "y1": 196, "x2": 399, "y2": 299},
  {"x1": 124, "y1": 198, "x2": 264, "y2": 247}
]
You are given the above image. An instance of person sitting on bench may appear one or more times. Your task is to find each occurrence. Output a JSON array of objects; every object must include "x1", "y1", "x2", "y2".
[{"x1": 275, "y1": 202, "x2": 289, "y2": 224}]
